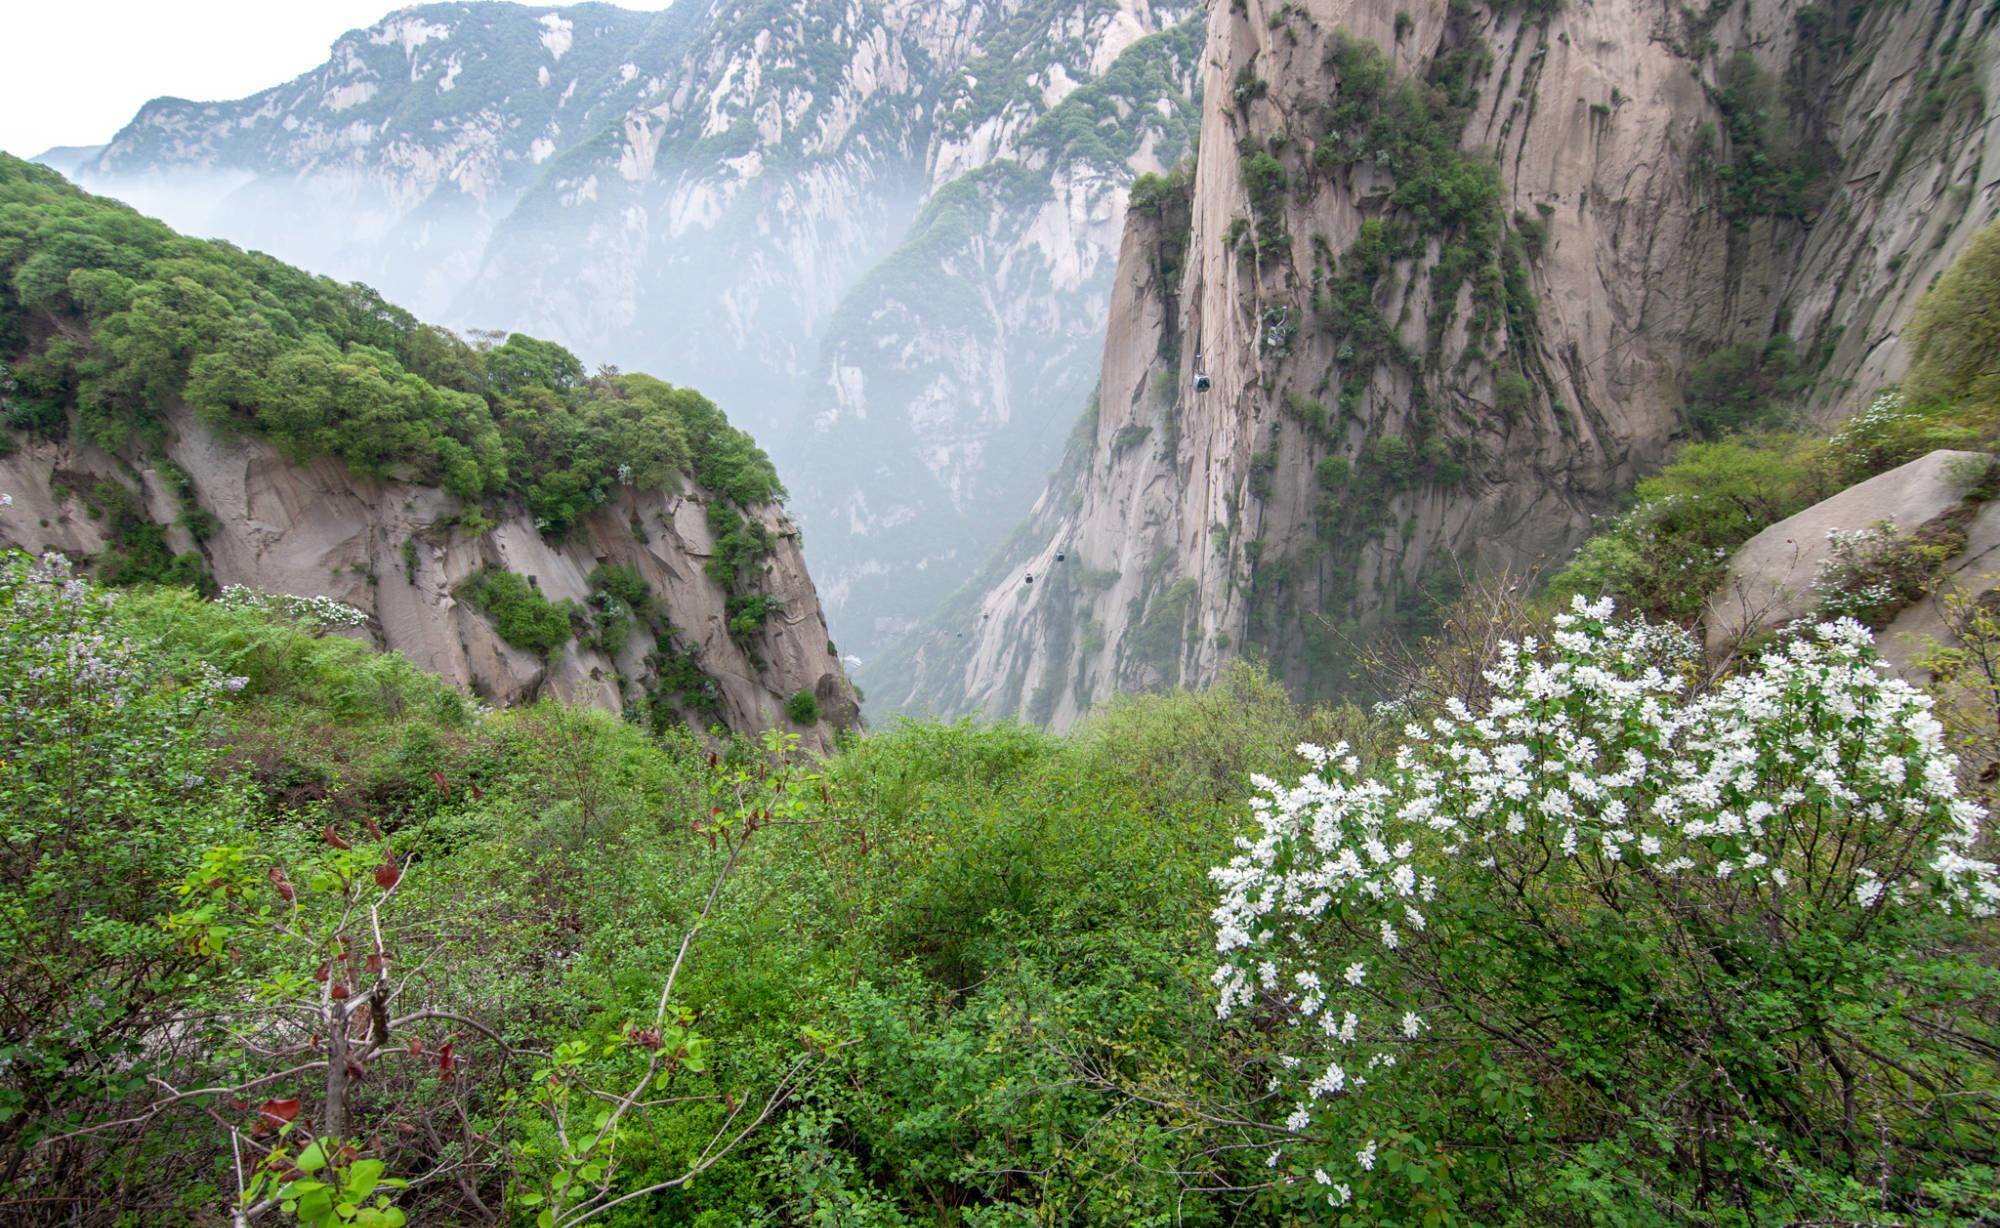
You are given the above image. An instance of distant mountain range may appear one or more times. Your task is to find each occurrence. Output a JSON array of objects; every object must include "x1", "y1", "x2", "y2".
[{"x1": 51, "y1": 0, "x2": 1202, "y2": 675}]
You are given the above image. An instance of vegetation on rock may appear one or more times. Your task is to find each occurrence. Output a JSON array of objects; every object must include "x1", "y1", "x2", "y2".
[
  {"x1": 453, "y1": 568, "x2": 580, "y2": 659},
  {"x1": 0, "y1": 155, "x2": 783, "y2": 541}
]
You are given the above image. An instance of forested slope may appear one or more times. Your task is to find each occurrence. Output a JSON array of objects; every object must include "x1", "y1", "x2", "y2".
[{"x1": 0, "y1": 155, "x2": 855, "y2": 739}]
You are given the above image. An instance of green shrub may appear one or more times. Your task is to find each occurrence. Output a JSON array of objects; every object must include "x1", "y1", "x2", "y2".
[
  {"x1": 1824, "y1": 389, "x2": 1996, "y2": 486},
  {"x1": 1111, "y1": 423, "x2": 1152, "y2": 453},
  {"x1": 1906, "y1": 219, "x2": 2000, "y2": 408},
  {"x1": 1128, "y1": 164, "x2": 1192, "y2": 217},
  {"x1": 0, "y1": 551, "x2": 247, "y2": 1173},
  {"x1": 1680, "y1": 333, "x2": 1808, "y2": 437},
  {"x1": 1494, "y1": 368, "x2": 1533, "y2": 418},
  {"x1": 1238, "y1": 151, "x2": 1288, "y2": 213},
  {"x1": 1705, "y1": 53, "x2": 1823, "y2": 223},
  {"x1": 454, "y1": 567, "x2": 578, "y2": 657},
  {"x1": 784, "y1": 689, "x2": 821, "y2": 725},
  {"x1": 1551, "y1": 431, "x2": 1826, "y2": 621},
  {"x1": 81, "y1": 477, "x2": 212, "y2": 592},
  {"x1": 586, "y1": 562, "x2": 660, "y2": 656}
]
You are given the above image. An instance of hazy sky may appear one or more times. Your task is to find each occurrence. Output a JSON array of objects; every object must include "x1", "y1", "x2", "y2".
[{"x1": 2, "y1": 1, "x2": 677, "y2": 158}]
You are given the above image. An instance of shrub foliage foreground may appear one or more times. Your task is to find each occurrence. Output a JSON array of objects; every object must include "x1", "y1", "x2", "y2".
[{"x1": 0, "y1": 551, "x2": 1996, "y2": 1226}]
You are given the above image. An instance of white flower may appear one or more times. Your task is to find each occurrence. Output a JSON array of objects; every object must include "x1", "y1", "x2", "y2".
[
  {"x1": 1209, "y1": 598, "x2": 1999, "y2": 1180},
  {"x1": 1356, "y1": 1140, "x2": 1377, "y2": 1171}
]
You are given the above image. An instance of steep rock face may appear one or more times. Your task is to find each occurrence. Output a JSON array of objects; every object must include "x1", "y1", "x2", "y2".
[
  {"x1": 881, "y1": 0, "x2": 2000, "y2": 727},
  {"x1": 63, "y1": 0, "x2": 1203, "y2": 667},
  {"x1": 0, "y1": 406, "x2": 856, "y2": 747},
  {"x1": 810, "y1": 18, "x2": 1202, "y2": 654}
]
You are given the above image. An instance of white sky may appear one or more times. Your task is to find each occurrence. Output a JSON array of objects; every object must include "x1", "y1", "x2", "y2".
[{"x1": 1, "y1": 1, "x2": 677, "y2": 158}]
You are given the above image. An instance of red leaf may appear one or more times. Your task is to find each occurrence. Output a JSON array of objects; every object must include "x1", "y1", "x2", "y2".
[
  {"x1": 374, "y1": 860, "x2": 401, "y2": 891},
  {"x1": 267, "y1": 866, "x2": 295, "y2": 903},
  {"x1": 430, "y1": 770, "x2": 450, "y2": 797},
  {"x1": 437, "y1": 1040, "x2": 456, "y2": 1082},
  {"x1": 408, "y1": 1036, "x2": 424, "y2": 1057},
  {"x1": 331, "y1": 982, "x2": 351, "y2": 1001},
  {"x1": 258, "y1": 1098, "x2": 301, "y2": 1126},
  {"x1": 313, "y1": 961, "x2": 330, "y2": 983},
  {"x1": 363, "y1": 817, "x2": 385, "y2": 840},
  {"x1": 365, "y1": 952, "x2": 386, "y2": 974},
  {"x1": 321, "y1": 825, "x2": 351, "y2": 850}
]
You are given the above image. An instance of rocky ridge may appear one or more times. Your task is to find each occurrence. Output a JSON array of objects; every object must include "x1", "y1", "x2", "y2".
[{"x1": 0, "y1": 404, "x2": 856, "y2": 746}]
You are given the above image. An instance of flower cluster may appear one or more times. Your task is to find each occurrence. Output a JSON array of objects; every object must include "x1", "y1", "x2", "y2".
[
  {"x1": 216, "y1": 584, "x2": 369, "y2": 630},
  {"x1": 2, "y1": 549, "x2": 242, "y2": 781},
  {"x1": 1825, "y1": 390, "x2": 1912, "y2": 469},
  {"x1": 1811, "y1": 523, "x2": 1905, "y2": 620},
  {"x1": 1211, "y1": 596, "x2": 1997, "y2": 1197}
]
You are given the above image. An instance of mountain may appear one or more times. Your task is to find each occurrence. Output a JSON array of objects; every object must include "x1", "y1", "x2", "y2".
[
  {"x1": 0, "y1": 154, "x2": 856, "y2": 743},
  {"x1": 64, "y1": 0, "x2": 1205, "y2": 670},
  {"x1": 876, "y1": 0, "x2": 2000, "y2": 727},
  {"x1": 29, "y1": 145, "x2": 104, "y2": 176}
]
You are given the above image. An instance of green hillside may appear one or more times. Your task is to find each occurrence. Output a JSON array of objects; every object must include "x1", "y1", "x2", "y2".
[{"x1": 0, "y1": 154, "x2": 781, "y2": 539}]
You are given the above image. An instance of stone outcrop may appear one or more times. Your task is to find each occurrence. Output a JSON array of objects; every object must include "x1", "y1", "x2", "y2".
[
  {"x1": 1706, "y1": 449, "x2": 1994, "y2": 653},
  {"x1": 0, "y1": 406, "x2": 856, "y2": 747},
  {"x1": 879, "y1": 0, "x2": 2000, "y2": 728}
]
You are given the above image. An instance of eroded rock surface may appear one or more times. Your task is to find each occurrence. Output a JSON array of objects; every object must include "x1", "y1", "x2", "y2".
[
  {"x1": 0, "y1": 407, "x2": 856, "y2": 747},
  {"x1": 1706, "y1": 449, "x2": 1994, "y2": 652},
  {"x1": 881, "y1": 0, "x2": 2000, "y2": 728}
]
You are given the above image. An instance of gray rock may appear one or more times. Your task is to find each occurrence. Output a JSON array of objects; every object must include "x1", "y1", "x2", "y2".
[
  {"x1": 0, "y1": 405, "x2": 858, "y2": 747},
  {"x1": 1705, "y1": 450, "x2": 1992, "y2": 655}
]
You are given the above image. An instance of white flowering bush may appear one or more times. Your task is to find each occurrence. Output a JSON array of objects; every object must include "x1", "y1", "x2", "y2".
[
  {"x1": 1809, "y1": 520, "x2": 1965, "y2": 628},
  {"x1": 217, "y1": 583, "x2": 369, "y2": 630},
  {"x1": 1212, "y1": 597, "x2": 1999, "y2": 1218}
]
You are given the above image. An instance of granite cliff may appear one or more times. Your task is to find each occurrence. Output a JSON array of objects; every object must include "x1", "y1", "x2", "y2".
[{"x1": 880, "y1": 0, "x2": 2000, "y2": 726}]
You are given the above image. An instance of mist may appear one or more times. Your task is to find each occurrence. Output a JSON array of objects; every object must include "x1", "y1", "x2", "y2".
[{"x1": 31, "y1": 0, "x2": 1201, "y2": 687}]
